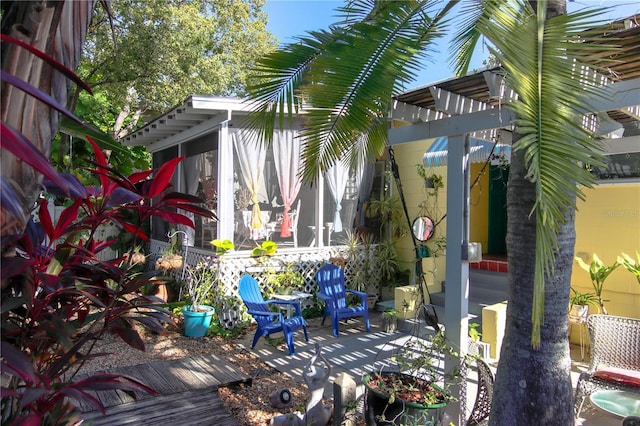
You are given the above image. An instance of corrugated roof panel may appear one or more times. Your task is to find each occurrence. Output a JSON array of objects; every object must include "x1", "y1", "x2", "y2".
[{"x1": 423, "y1": 137, "x2": 511, "y2": 167}]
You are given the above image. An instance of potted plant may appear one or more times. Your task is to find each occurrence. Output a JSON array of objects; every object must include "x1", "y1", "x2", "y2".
[
  {"x1": 568, "y1": 288, "x2": 598, "y2": 324},
  {"x1": 182, "y1": 259, "x2": 219, "y2": 337},
  {"x1": 382, "y1": 309, "x2": 398, "y2": 333},
  {"x1": 574, "y1": 253, "x2": 620, "y2": 315},
  {"x1": 416, "y1": 164, "x2": 444, "y2": 190},
  {"x1": 155, "y1": 228, "x2": 183, "y2": 271},
  {"x1": 363, "y1": 331, "x2": 459, "y2": 425},
  {"x1": 181, "y1": 241, "x2": 233, "y2": 337}
]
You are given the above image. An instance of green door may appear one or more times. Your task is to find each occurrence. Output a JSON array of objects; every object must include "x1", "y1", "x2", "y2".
[{"x1": 487, "y1": 165, "x2": 509, "y2": 254}]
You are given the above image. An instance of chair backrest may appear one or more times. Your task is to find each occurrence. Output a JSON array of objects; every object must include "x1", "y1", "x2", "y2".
[
  {"x1": 239, "y1": 275, "x2": 273, "y2": 326},
  {"x1": 316, "y1": 263, "x2": 348, "y2": 309},
  {"x1": 587, "y1": 314, "x2": 640, "y2": 371},
  {"x1": 466, "y1": 358, "x2": 494, "y2": 426}
]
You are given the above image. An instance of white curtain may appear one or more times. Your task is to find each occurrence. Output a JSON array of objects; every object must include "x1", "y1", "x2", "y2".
[
  {"x1": 178, "y1": 155, "x2": 202, "y2": 246},
  {"x1": 273, "y1": 129, "x2": 301, "y2": 237},
  {"x1": 232, "y1": 129, "x2": 267, "y2": 229},
  {"x1": 326, "y1": 161, "x2": 350, "y2": 232}
]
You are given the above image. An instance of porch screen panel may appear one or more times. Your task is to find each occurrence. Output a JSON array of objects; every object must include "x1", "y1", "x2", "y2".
[
  {"x1": 273, "y1": 129, "x2": 301, "y2": 237},
  {"x1": 232, "y1": 129, "x2": 267, "y2": 229}
]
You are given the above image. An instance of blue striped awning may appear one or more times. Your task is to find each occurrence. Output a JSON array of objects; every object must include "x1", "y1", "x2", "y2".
[{"x1": 423, "y1": 137, "x2": 511, "y2": 167}]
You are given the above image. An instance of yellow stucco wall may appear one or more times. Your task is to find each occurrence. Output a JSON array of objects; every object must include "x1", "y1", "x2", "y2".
[
  {"x1": 393, "y1": 140, "x2": 639, "y2": 322},
  {"x1": 392, "y1": 139, "x2": 447, "y2": 286},
  {"x1": 469, "y1": 163, "x2": 490, "y2": 250},
  {"x1": 572, "y1": 182, "x2": 640, "y2": 319}
]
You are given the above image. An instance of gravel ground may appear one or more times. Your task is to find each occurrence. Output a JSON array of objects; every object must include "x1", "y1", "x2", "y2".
[{"x1": 78, "y1": 324, "x2": 360, "y2": 425}]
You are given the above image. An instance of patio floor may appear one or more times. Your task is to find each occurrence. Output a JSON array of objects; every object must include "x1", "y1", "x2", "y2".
[{"x1": 236, "y1": 309, "x2": 626, "y2": 425}]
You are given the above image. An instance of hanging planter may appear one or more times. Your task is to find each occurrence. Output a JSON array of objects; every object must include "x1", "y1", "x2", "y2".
[
  {"x1": 417, "y1": 244, "x2": 431, "y2": 259},
  {"x1": 155, "y1": 254, "x2": 183, "y2": 271}
]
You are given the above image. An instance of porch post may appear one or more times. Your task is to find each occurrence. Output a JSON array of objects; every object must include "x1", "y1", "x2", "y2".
[
  {"x1": 444, "y1": 133, "x2": 469, "y2": 424},
  {"x1": 217, "y1": 120, "x2": 234, "y2": 241}
]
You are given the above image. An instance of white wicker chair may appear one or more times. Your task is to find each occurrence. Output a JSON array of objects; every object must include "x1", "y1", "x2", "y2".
[{"x1": 574, "y1": 314, "x2": 640, "y2": 416}]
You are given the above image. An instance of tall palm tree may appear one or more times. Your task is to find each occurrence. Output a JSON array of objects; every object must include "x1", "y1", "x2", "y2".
[{"x1": 245, "y1": 0, "x2": 613, "y2": 424}]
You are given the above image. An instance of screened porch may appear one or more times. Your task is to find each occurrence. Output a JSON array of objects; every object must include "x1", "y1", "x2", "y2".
[{"x1": 122, "y1": 96, "x2": 383, "y2": 252}]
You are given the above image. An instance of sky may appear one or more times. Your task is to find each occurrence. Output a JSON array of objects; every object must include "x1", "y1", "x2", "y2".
[{"x1": 264, "y1": 0, "x2": 640, "y2": 91}]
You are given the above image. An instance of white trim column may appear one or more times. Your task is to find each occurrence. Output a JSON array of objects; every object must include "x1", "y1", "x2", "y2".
[
  {"x1": 315, "y1": 172, "x2": 325, "y2": 247},
  {"x1": 217, "y1": 119, "x2": 234, "y2": 241},
  {"x1": 444, "y1": 133, "x2": 469, "y2": 424}
]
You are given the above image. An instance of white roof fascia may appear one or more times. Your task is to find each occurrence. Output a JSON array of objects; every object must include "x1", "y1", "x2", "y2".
[
  {"x1": 144, "y1": 111, "x2": 231, "y2": 153},
  {"x1": 389, "y1": 77, "x2": 640, "y2": 145}
]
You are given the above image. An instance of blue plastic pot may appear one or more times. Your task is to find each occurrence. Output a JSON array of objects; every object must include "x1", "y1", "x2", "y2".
[{"x1": 181, "y1": 305, "x2": 215, "y2": 337}]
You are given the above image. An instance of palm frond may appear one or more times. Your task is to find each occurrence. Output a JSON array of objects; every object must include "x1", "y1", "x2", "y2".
[
  {"x1": 245, "y1": 0, "x2": 456, "y2": 182},
  {"x1": 467, "y1": 0, "x2": 615, "y2": 345}
]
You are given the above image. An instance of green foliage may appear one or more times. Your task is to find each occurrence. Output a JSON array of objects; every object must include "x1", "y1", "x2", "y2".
[
  {"x1": 211, "y1": 239, "x2": 235, "y2": 255},
  {"x1": 184, "y1": 258, "x2": 222, "y2": 311},
  {"x1": 377, "y1": 239, "x2": 399, "y2": 284},
  {"x1": 367, "y1": 195, "x2": 407, "y2": 240},
  {"x1": 302, "y1": 299, "x2": 325, "y2": 319},
  {"x1": 569, "y1": 288, "x2": 598, "y2": 307},
  {"x1": 575, "y1": 253, "x2": 620, "y2": 314},
  {"x1": 245, "y1": 0, "x2": 454, "y2": 183},
  {"x1": 468, "y1": 322, "x2": 482, "y2": 342},
  {"x1": 251, "y1": 240, "x2": 278, "y2": 257},
  {"x1": 618, "y1": 252, "x2": 640, "y2": 285},
  {"x1": 207, "y1": 317, "x2": 247, "y2": 339},
  {"x1": 416, "y1": 164, "x2": 444, "y2": 190},
  {"x1": 382, "y1": 309, "x2": 398, "y2": 319},
  {"x1": 80, "y1": 0, "x2": 277, "y2": 137},
  {"x1": 454, "y1": 2, "x2": 615, "y2": 344},
  {"x1": 341, "y1": 230, "x2": 377, "y2": 294},
  {"x1": 366, "y1": 331, "x2": 462, "y2": 407},
  {"x1": 266, "y1": 262, "x2": 305, "y2": 295}
]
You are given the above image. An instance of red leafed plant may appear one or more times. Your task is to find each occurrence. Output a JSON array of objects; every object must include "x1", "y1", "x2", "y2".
[{"x1": 0, "y1": 33, "x2": 215, "y2": 424}]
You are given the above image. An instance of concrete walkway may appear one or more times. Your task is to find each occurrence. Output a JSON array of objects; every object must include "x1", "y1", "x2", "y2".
[{"x1": 236, "y1": 310, "x2": 626, "y2": 425}]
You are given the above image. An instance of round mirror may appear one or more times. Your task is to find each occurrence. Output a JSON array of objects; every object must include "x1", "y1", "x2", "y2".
[{"x1": 412, "y1": 216, "x2": 435, "y2": 241}]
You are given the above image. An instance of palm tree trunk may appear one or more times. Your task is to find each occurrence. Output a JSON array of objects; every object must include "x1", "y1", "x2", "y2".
[
  {"x1": 490, "y1": 3, "x2": 575, "y2": 423},
  {"x1": 1, "y1": 0, "x2": 96, "y2": 231},
  {"x1": 490, "y1": 136, "x2": 575, "y2": 425}
]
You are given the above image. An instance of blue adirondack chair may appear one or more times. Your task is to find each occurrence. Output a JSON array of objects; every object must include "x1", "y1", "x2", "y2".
[
  {"x1": 238, "y1": 274, "x2": 309, "y2": 355},
  {"x1": 316, "y1": 263, "x2": 370, "y2": 337}
]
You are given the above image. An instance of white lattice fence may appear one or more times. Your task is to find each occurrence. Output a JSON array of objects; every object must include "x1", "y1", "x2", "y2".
[{"x1": 148, "y1": 241, "x2": 380, "y2": 328}]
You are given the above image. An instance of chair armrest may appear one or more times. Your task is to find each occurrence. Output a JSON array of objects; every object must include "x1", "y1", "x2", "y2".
[
  {"x1": 346, "y1": 290, "x2": 368, "y2": 308},
  {"x1": 317, "y1": 292, "x2": 330, "y2": 302},
  {"x1": 317, "y1": 292, "x2": 339, "y2": 310},
  {"x1": 248, "y1": 309, "x2": 282, "y2": 321}
]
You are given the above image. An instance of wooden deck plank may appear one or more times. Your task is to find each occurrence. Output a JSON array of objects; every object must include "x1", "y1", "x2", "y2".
[
  {"x1": 188, "y1": 353, "x2": 252, "y2": 387},
  {"x1": 81, "y1": 389, "x2": 237, "y2": 425},
  {"x1": 78, "y1": 352, "x2": 250, "y2": 422}
]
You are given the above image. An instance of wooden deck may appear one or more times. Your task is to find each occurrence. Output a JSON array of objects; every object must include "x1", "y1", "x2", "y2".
[{"x1": 80, "y1": 353, "x2": 250, "y2": 425}]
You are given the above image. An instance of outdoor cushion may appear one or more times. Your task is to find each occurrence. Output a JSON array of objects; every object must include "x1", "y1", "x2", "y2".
[{"x1": 593, "y1": 366, "x2": 640, "y2": 387}]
